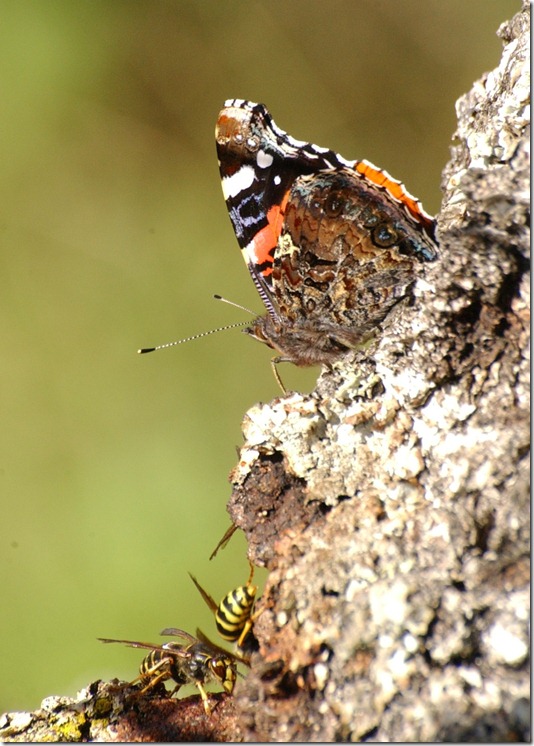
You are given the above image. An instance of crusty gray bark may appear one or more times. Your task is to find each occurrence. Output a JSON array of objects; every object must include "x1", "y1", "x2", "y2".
[
  {"x1": 0, "y1": 681, "x2": 242, "y2": 742},
  {"x1": 228, "y1": 2, "x2": 530, "y2": 741},
  {"x1": 0, "y1": 4, "x2": 529, "y2": 743}
]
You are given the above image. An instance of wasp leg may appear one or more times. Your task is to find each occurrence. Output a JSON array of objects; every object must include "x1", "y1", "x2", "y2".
[
  {"x1": 138, "y1": 670, "x2": 170, "y2": 695},
  {"x1": 236, "y1": 561, "x2": 259, "y2": 651},
  {"x1": 135, "y1": 656, "x2": 174, "y2": 695},
  {"x1": 245, "y1": 559, "x2": 255, "y2": 586},
  {"x1": 236, "y1": 618, "x2": 254, "y2": 650},
  {"x1": 194, "y1": 682, "x2": 212, "y2": 716}
]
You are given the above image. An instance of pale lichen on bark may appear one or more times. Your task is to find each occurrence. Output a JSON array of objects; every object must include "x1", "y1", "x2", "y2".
[
  {"x1": 0, "y1": 3, "x2": 529, "y2": 742},
  {"x1": 0, "y1": 681, "x2": 241, "y2": 742}
]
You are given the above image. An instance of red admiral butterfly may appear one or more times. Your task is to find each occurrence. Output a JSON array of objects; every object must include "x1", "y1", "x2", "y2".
[{"x1": 216, "y1": 99, "x2": 438, "y2": 368}]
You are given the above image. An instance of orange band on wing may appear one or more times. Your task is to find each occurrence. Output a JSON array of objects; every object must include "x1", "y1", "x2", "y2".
[
  {"x1": 249, "y1": 191, "x2": 290, "y2": 276},
  {"x1": 355, "y1": 160, "x2": 433, "y2": 231}
]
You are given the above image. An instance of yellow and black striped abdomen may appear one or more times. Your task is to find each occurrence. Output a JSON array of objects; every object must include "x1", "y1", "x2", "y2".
[
  {"x1": 137, "y1": 649, "x2": 180, "y2": 692},
  {"x1": 215, "y1": 584, "x2": 257, "y2": 642},
  {"x1": 139, "y1": 649, "x2": 169, "y2": 680}
]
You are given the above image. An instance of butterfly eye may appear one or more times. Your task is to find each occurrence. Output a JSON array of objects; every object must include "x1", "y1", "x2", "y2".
[
  {"x1": 372, "y1": 223, "x2": 399, "y2": 248},
  {"x1": 324, "y1": 192, "x2": 345, "y2": 217}
]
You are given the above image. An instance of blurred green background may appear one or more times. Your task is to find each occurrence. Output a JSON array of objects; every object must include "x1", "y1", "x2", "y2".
[{"x1": 1, "y1": 0, "x2": 516, "y2": 713}]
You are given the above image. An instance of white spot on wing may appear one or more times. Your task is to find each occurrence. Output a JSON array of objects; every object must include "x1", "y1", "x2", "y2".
[
  {"x1": 256, "y1": 150, "x2": 274, "y2": 168},
  {"x1": 222, "y1": 165, "x2": 255, "y2": 200},
  {"x1": 242, "y1": 242, "x2": 261, "y2": 263},
  {"x1": 242, "y1": 236, "x2": 265, "y2": 264},
  {"x1": 257, "y1": 150, "x2": 274, "y2": 169}
]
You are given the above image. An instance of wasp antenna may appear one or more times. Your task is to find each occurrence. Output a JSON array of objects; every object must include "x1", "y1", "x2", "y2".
[
  {"x1": 213, "y1": 294, "x2": 257, "y2": 316},
  {"x1": 137, "y1": 321, "x2": 251, "y2": 355}
]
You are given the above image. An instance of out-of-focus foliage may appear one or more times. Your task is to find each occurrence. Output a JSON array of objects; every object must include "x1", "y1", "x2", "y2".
[{"x1": 0, "y1": 0, "x2": 517, "y2": 712}]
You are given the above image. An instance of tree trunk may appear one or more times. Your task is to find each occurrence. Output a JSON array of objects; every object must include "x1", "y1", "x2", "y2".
[
  {"x1": 0, "y1": 3, "x2": 529, "y2": 742},
  {"x1": 229, "y1": 3, "x2": 530, "y2": 741}
]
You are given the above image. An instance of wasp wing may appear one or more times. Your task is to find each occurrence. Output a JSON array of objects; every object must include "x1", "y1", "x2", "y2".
[
  {"x1": 188, "y1": 572, "x2": 218, "y2": 613},
  {"x1": 159, "y1": 627, "x2": 197, "y2": 645},
  {"x1": 194, "y1": 628, "x2": 249, "y2": 666},
  {"x1": 98, "y1": 637, "x2": 164, "y2": 651}
]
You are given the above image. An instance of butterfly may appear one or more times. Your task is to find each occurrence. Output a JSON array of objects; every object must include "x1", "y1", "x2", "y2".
[{"x1": 216, "y1": 99, "x2": 438, "y2": 370}]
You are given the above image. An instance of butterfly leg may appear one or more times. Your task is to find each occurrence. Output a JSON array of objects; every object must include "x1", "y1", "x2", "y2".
[{"x1": 270, "y1": 357, "x2": 287, "y2": 394}]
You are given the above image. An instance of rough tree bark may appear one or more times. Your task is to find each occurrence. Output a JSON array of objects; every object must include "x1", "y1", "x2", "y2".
[
  {"x1": 0, "y1": 3, "x2": 529, "y2": 742},
  {"x1": 229, "y1": 4, "x2": 530, "y2": 740}
]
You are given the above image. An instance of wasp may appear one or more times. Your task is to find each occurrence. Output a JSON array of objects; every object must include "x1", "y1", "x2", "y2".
[
  {"x1": 189, "y1": 562, "x2": 259, "y2": 658},
  {"x1": 99, "y1": 628, "x2": 239, "y2": 715}
]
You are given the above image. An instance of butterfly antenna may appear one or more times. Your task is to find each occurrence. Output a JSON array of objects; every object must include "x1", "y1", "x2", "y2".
[
  {"x1": 138, "y1": 320, "x2": 250, "y2": 354},
  {"x1": 213, "y1": 294, "x2": 258, "y2": 316}
]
